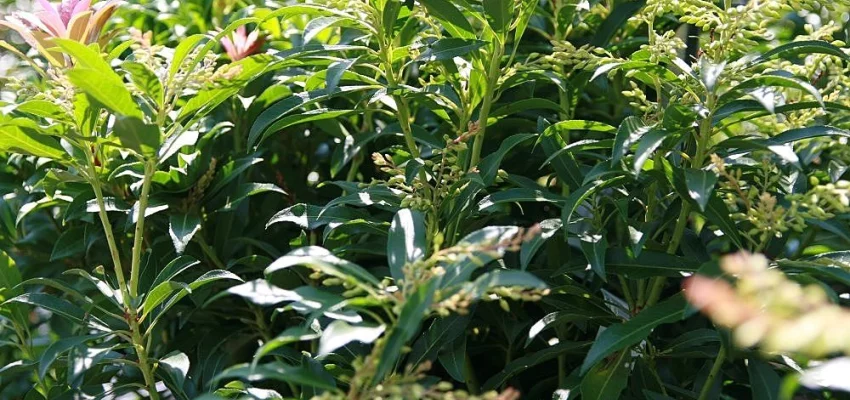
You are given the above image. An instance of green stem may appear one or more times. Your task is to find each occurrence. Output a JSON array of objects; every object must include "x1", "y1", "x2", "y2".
[
  {"x1": 129, "y1": 160, "x2": 155, "y2": 298},
  {"x1": 469, "y1": 42, "x2": 504, "y2": 168},
  {"x1": 646, "y1": 94, "x2": 715, "y2": 307},
  {"x1": 85, "y1": 150, "x2": 159, "y2": 399},
  {"x1": 130, "y1": 317, "x2": 160, "y2": 400},
  {"x1": 84, "y1": 149, "x2": 131, "y2": 309},
  {"x1": 697, "y1": 345, "x2": 726, "y2": 400}
]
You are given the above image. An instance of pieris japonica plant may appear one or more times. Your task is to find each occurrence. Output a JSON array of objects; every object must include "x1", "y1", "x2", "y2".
[{"x1": 1, "y1": 0, "x2": 850, "y2": 398}]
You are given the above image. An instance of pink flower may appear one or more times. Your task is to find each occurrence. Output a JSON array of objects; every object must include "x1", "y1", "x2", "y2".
[
  {"x1": 0, "y1": 0, "x2": 120, "y2": 65},
  {"x1": 220, "y1": 26, "x2": 264, "y2": 61}
]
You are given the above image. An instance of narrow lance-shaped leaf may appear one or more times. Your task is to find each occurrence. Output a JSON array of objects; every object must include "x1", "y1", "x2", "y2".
[
  {"x1": 387, "y1": 209, "x2": 427, "y2": 282},
  {"x1": 169, "y1": 213, "x2": 202, "y2": 254},
  {"x1": 683, "y1": 168, "x2": 718, "y2": 211},
  {"x1": 580, "y1": 293, "x2": 689, "y2": 374}
]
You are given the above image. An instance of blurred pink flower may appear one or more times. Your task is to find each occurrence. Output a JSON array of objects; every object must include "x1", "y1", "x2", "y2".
[
  {"x1": 0, "y1": 0, "x2": 120, "y2": 65},
  {"x1": 220, "y1": 26, "x2": 264, "y2": 61}
]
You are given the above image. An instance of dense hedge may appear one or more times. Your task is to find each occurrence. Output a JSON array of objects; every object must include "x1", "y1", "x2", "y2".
[{"x1": 1, "y1": 0, "x2": 850, "y2": 399}]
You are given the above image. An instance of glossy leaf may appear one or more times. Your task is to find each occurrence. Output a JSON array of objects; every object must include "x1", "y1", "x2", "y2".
[{"x1": 387, "y1": 209, "x2": 427, "y2": 282}]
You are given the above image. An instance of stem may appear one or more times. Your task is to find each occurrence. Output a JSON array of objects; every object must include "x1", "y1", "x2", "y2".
[
  {"x1": 697, "y1": 345, "x2": 726, "y2": 400},
  {"x1": 646, "y1": 94, "x2": 716, "y2": 307},
  {"x1": 469, "y1": 43, "x2": 504, "y2": 168},
  {"x1": 84, "y1": 148, "x2": 132, "y2": 308},
  {"x1": 129, "y1": 160, "x2": 155, "y2": 298},
  {"x1": 130, "y1": 317, "x2": 160, "y2": 400},
  {"x1": 85, "y1": 151, "x2": 159, "y2": 399}
]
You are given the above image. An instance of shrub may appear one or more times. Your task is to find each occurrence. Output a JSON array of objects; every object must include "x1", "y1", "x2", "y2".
[{"x1": 1, "y1": 0, "x2": 850, "y2": 399}]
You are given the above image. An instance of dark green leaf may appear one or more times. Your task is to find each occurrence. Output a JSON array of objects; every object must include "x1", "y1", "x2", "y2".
[
  {"x1": 418, "y1": 38, "x2": 487, "y2": 61},
  {"x1": 580, "y1": 293, "x2": 688, "y2": 374},
  {"x1": 747, "y1": 358, "x2": 780, "y2": 400},
  {"x1": 683, "y1": 168, "x2": 718, "y2": 211},
  {"x1": 372, "y1": 278, "x2": 438, "y2": 384},
  {"x1": 387, "y1": 209, "x2": 427, "y2": 282},
  {"x1": 169, "y1": 213, "x2": 202, "y2": 254},
  {"x1": 418, "y1": 0, "x2": 475, "y2": 39}
]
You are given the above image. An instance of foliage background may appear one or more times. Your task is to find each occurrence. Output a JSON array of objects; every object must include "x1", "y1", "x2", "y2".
[{"x1": 0, "y1": 0, "x2": 850, "y2": 399}]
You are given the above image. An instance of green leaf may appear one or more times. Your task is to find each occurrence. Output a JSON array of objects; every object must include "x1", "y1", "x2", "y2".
[
  {"x1": 482, "y1": 341, "x2": 591, "y2": 390},
  {"x1": 214, "y1": 183, "x2": 286, "y2": 212},
  {"x1": 683, "y1": 168, "x2": 718, "y2": 211},
  {"x1": 417, "y1": 38, "x2": 487, "y2": 61},
  {"x1": 562, "y1": 176, "x2": 628, "y2": 227},
  {"x1": 581, "y1": 350, "x2": 630, "y2": 400},
  {"x1": 382, "y1": 1, "x2": 403, "y2": 39},
  {"x1": 148, "y1": 270, "x2": 242, "y2": 323},
  {"x1": 478, "y1": 188, "x2": 563, "y2": 211},
  {"x1": 326, "y1": 58, "x2": 356, "y2": 92},
  {"x1": 633, "y1": 128, "x2": 667, "y2": 175},
  {"x1": 14, "y1": 100, "x2": 73, "y2": 123},
  {"x1": 0, "y1": 124, "x2": 67, "y2": 160},
  {"x1": 159, "y1": 352, "x2": 191, "y2": 391},
  {"x1": 520, "y1": 218, "x2": 562, "y2": 270},
  {"x1": 318, "y1": 321, "x2": 385, "y2": 355},
  {"x1": 216, "y1": 362, "x2": 338, "y2": 392},
  {"x1": 226, "y1": 279, "x2": 306, "y2": 306},
  {"x1": 387, "y1": 209, "x2": 427, "y2": 282},
  {"x1": 267, "y1": 204, "x2": 368, "y2": 230},
  {"x1": 167, "y1": 34, "x2": 206, "y2": 86},
  {"x1": 304, "y1": 16, "x2": 358, "y2": 43},
  {"x1": 580, "y1": 293, "x2": 688, "y2": 374},
  {"x1": 248, "y1": 86, "x2": 375, "y2": 148},
  {"x1": 268, "y1": 109, "x2": 356, "y2": 143},
  {"x1": 178, "y1": 54, "x2": 283, "y2": 122},
  {"x1": 254, "y1": 325, "x2": 322, "y2": 362},
  {"x1": 438, "y1": 337, "x2": 467, "y2": 382},
  {"x1": 590, "y1": 0, "x2": 645, "y2": 47},
  {"x1": 483, "y1": 0, "x2": 512, "y2": 33},
  {"x1": 605, "y1": 249, "x2": 700, "y2": 278},
  {"x1": 141, "y1": 281, "x2": 186, "y2": 318},
  {"x1": 543, "y1": 119, "x2": 618, "y2": 135},
  {"x1": 768, "y1": 125, "x2": 850, "y2": 145},
  {"x1": 50, "y1": 227, "x2": 88, "y2": 261},
  {"x1": 468, "y1": 269, "x2": 547, "y2": 299},
  {"x1": 123, "y1": 61, "x2": 164, "y2": 107},
  {"x1": 4, "y1": 293, "x2": 87, "y2": 324},
  {"x1": 513, "y1": 0, "x2": 537, "y2": 44},
  {"x1": 720, "y1": 72, "x2": 823, "y2": 108},
  {"x1": 204, "y1": 155, "x2": 264, "y2": 199},
  {"x1": 149, "y1": 256, "x2": 200, "y2": 292},
  {"x1": 169, "y1": 213, "x2": 202, "y2": 254},
  {"x1": 662, "y1": 329, "x2": 720, "y2": 355},
  {"x1": 418, "y1": 0, "x2": 475, "y2": 39},
  {"x1": 580, "y1": 235, "x2": 607, "y2": 279},
  {"x1": 66, "y1": 68, "x2": 143, "y2": 118},
  {"x1": 701, "y1": 195, "x2": 744, "y2": 249},
  {"x1": 747, "y1": 358, "x2": 780, "y2": 400},
  {"x1": 372, "y1": 278, "x2": 438, "y2": 385},
  {"x1": 478, "y1": 133, "x2": 536, "y2": 185},
  {"x1": 265, "y1": 246, "x2": 381, "y2": 288},
  {"x1": 40, "y1": 336, "x2": 107, "y2": 379},
  {"x1": 112, "y1": 117, "x2": 161, "y2": 156},
  {"x1": 409, "y1": 315, "x2": 471, "y2": 368},
  {"x1": 752, "y1": 40, "x2": 850, "y2": 66},
  {"x1": 611, "y1": 116, "x2": 649, "y2": 166}
]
